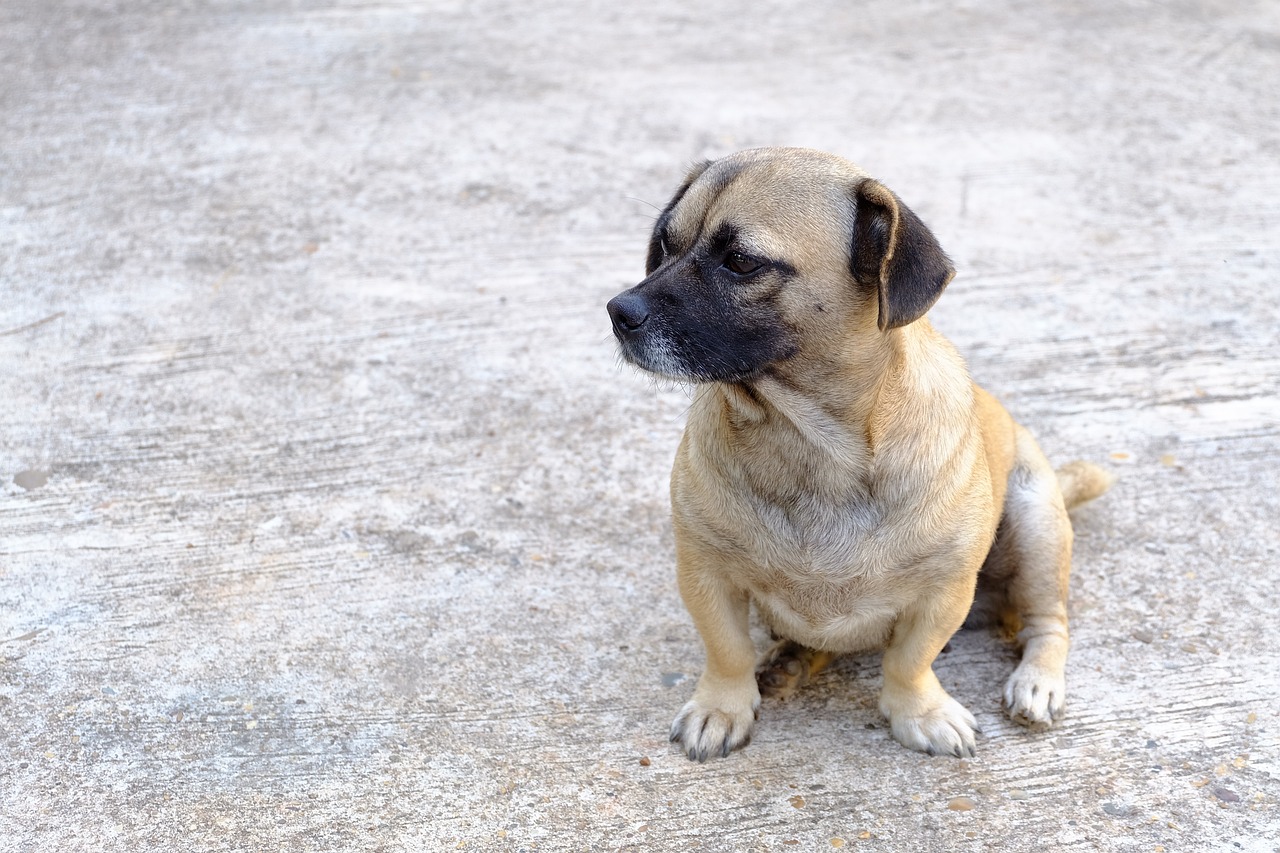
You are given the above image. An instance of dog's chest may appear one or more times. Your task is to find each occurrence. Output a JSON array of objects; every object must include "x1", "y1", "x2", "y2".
[
  {"x1": 727, "y1": 494, "x2": 930, "y2": 653},
  {"x1": 673, "y1": 392, "x2": 981, "y2": 653}
]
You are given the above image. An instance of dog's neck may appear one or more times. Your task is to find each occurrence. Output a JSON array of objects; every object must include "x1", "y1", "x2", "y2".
[
  {"x1": 722, "y1": 325, "x2": 905, "y2": 450},
  {"x1": 710, "y1": 319, "x2": 972, "y2": 496}
]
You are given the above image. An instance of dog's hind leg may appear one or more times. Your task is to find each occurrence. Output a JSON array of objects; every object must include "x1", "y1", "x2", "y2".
[
  {"x1": 756, "y1": 640, "x2": 835, "y2": 701},
  {"x1": 995, "y1": 425, "x2": 1076, "y2": 727}
]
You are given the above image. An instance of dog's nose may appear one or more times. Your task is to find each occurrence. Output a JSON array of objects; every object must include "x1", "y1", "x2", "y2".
[{"x1": 607, "y1": 292, "x2": 650, "y2": 335}]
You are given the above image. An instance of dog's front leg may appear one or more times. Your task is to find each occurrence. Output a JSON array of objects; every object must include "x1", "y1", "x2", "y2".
[
  {"x1": 670, "y1": 551, "x2": 760, "y2": 762},
  {"x1": 878, "y1": 581, "x2": 979, "y2": 757}
]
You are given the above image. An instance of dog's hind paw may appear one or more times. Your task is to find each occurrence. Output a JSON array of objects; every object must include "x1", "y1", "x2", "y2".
[
  {"x1": 1004, "y1": 661, "x2": 1066, "y2": 727},
  {"x1": 670, "y1": 687, "x2": 760, "y2": 762},
  {"x1": 756, "y1": 641, "x2": 833, "y2": 701}
]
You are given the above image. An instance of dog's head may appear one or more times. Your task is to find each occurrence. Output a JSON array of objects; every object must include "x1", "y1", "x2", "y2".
[{"x1": 606, "y1": 148, "x2": 955, "y2": 383}]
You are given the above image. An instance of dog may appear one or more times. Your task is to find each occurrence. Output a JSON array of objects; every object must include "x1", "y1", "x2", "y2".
[{"x1": 606, "y1": 147, "x2": 1112, "y2": 760}]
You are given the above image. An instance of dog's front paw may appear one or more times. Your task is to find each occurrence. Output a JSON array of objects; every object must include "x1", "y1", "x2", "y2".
[
  {"x1": 880, "y1": 688, "x2": 979, "y2": 758},
  {"x1": 1004, "y1": 661, "x2": 1066, "y2": 727},
  {"x1": 670, "y1": 683, "x2": 760, "y2": 762}
]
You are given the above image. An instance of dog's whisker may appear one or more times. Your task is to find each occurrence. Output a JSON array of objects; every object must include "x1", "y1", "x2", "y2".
[{"x1": 624, "y1": 195, "x2": 662, "y2": 213}]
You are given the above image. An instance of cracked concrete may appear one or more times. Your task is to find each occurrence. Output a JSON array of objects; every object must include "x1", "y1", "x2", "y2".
[{"x1": 2, "y1": 0, "x2": 1278, "y2": 850}]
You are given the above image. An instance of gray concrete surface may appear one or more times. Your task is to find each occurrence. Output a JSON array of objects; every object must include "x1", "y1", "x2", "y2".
[{"x1": 2, "y1": 0, "x2": 1278, "y2": 850}]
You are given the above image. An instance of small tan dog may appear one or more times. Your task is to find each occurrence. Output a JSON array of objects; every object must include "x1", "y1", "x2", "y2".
[{"x1": 607, "y1": 148, "x2": 1111, "y2": 760}]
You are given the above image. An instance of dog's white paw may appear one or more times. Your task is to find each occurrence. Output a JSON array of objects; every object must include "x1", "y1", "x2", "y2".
[
  {"x1": 670, "y1": 685, "x2": 760, "y2": 762},
  {"x1": 880, "y1": 690, "x2": 979, "y2": 758},
  {"x1": 1004, "y1": 661, "x2": 1066, "y2": 726}
]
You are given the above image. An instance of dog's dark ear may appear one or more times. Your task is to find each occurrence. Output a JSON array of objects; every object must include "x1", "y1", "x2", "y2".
[
  {"x1": 851, "y1": 179, "x2": 955, "y2": 330},
  {"x1": 646, "y1": 159, "x2": 713, "y2": 275}
]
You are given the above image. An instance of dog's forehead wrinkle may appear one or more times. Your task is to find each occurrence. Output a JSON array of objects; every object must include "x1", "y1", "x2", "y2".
[
  {"x1": 666, "y1": 157, "x2": 750, "y2": 241},
  {"x1": 698, "y1": 175, "x2": 852, "y2": 261}
]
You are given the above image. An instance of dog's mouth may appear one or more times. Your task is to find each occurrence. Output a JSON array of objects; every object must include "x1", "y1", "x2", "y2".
[
  {"x1": 611, "y1": 320, "x2": 698, "y2": 383},
  {"x1": 609, "y1": 320, "x2": 772, "y2": 386}
]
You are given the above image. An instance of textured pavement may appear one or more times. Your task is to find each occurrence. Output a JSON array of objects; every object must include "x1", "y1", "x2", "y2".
[{"x1": 3, "y1": 1, "x2": 1279, "y2": 850}]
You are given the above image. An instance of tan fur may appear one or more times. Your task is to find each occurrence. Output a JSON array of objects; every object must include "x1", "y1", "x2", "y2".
[{"x1": 607, "y1": 148, "x2": 1111, "y2": 760}]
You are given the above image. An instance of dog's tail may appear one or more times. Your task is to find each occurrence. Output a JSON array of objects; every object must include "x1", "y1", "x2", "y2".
[{"x1": 1055, "y1": 461, "x2": 1115, "y2": 510}]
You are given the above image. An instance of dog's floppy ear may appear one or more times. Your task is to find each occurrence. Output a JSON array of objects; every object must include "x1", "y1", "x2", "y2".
[
  {"x1": 851, "y1": 179, "x2": 955, "y2": 330},
  {"x1": 646, "y1": 159, "x2": 713, "y2": 274}
]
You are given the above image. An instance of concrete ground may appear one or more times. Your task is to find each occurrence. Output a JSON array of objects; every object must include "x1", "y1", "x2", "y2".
[{"x1": 3, "y1": 0, "x2": 1278, "y2": 850}]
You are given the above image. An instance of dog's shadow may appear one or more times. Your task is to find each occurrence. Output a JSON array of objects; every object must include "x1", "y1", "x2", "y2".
[{"x1": 754, "y1": 627, "x2": 1023, "y2": 750}]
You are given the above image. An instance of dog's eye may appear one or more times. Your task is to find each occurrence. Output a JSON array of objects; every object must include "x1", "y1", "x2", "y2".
[
  {"x1": 660, "y1": 236, "x2": 671, "y2": 257},
  {"x1": 724, "y1": 252, "x2": 764, "y2": 276}
]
